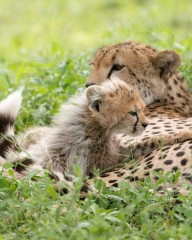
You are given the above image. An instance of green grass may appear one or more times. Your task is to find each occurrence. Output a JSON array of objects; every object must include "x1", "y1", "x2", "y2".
[{"x1": 0, "y1": 0, "x2": 192, "y2": 239}]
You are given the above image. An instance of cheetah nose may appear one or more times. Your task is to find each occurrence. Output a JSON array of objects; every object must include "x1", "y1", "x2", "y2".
[
  {"x1": 142, "y1": 123, "x2": 148, "y2": 129},
  {"x1": 85, "y1": 82, "x2": 96, "y2": 88}
]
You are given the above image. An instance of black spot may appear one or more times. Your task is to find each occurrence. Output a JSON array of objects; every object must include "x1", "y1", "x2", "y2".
[
  {"x1": 132, "y1": 176, "x2": 138, "y2": 181},
  {"x1": 144, "y1": 172, "x2": 150, "y2": 176},
  {"x1": 160, "y1": 154, "x2": 167, "y2": 159},
  {"x1": 185, "y1": 124, "x2": 192, "y2": 127},
  {"x1": 130, "y1": 169, "x2": 138, "y2": 174},
  {"x1": 100, "y1": 173, "x2": 110, "y2": 177},
  {"x1": 153, "y1": 131, "x2": 161, "y2": 134},
  {"x1": 182, "y1": 173, "x2": 190, "y2": 176},
  {"x1": 184, "y1": 175, "x2": 192, "y2": 182},
  {"x1": 144, "y1": 163, "x2": 153, "y2": 169},
  {"x1": 150, "y1": 142, "x2": 155, "y2": 149},
  {"x1": 172, "y1": 166, "x2": 179, "y2": 172},
  {"x1": 125, "y1": 176, "x2": 132, "y2": 180},
  {"x1": 154, "y1": 168, "x2": 163, "y2": 172},
  {"x1": 152, "y1": 126, "x2": 160, "y2": 129},
  {"x1": 174, "y1": 79, "x2": 178, "y2": 85},
  {"x1": 125, "y1": 176, "x2": 138, "y2": 182},
  {"x1": 136, "y1": 144, "x2": 142, "y2": 149},
  {"x1": 60, "y1": 187, "x2": 69, "y2": 195},
  {"x1": 144, "y1": 156, "x2": 153, "y2": 162},
  {"x1": 149, "y1": 122, "x2": 156, "y2": 125},
  {"x1": 117, "y1": 172, "x2": 125, "y2": 177},
  {"x1": 173, "y1": 146, "x2": 181, "y2": 151},
  {"x1": 176, "y1": 151, "x2": 185, "y2": 157},
  {"x1": 108, "y1": 179, "x2": 117, "y2": 183},
  {"x1": 181, "y1": 158, "x2": 188, "y2": 166},
  {"x1": 80, "y1": 183, "x2": 91, "y2": 193},
  {"x1": 144, "y1": 152, "x2": 152, "y2": 158},
  {"x1": 164, "y1": 125, "x2": 171, "y2": 128},
  {"x1": 112, "y1": 182, "x2": 118, "y2": 187},
  {"x1": 157, "y1": 186, "x2": 163, "y2": 191},
  {"x1": 164, "y1": 160, "x2": 173, "y2": 165},
  {"x1": 177, "y1": 93, "x2": 182, "y2": 98}
]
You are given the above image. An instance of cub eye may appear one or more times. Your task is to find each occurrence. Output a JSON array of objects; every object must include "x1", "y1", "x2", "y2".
[
  {"x1": 112, "y1": 64, "x2": 125, "y2": 71},
  {"x1": 129, "y1": 111, "x2": 137, "y2": 116}
]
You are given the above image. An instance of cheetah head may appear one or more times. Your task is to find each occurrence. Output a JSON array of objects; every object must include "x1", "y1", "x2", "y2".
[
  {"x1": 86, "y1": 77, "x2": 148, "y2": 137},
  {"x1": 86, "y1": 41, "x2": 181, "y2": 105}
]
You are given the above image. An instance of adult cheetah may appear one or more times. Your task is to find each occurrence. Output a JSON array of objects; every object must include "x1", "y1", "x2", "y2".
[{"x1": 86, "y1": 41, "x2": 192, "y2": 192}]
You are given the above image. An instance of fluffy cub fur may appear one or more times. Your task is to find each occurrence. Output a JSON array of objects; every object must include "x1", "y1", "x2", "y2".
[{"x1": 7, "y1": 78, "x2": 148, "y2": 180}]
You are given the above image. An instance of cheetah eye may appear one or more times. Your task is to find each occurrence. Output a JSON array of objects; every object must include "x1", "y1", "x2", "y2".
[
  {"x1": 112, "y1": 64, "x2": 125, "y2": 71},
  {"x1": 129, "y1": 111, "x2": 137, "y2": 116},
  {"x1": 108, "y1": 64, "x2": 125, "y2": 78}
]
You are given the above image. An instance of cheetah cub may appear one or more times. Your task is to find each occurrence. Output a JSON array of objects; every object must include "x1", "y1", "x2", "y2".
[{"x1": 7, "y1": 78, "x2": 148, "y2": 180}]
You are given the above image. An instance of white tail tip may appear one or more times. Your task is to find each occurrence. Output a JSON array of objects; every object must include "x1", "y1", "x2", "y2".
[{"x1": 0, "y1": 90, "x2": 22, "y2": 118}]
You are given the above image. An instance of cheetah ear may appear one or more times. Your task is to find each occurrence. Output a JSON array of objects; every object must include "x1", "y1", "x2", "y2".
[
  {"x1": 151, "y1": 50, "x2": 181, "y2": 80},
  {"x1": 86, "y1": 85, "x2": 103, "y2": 112}
]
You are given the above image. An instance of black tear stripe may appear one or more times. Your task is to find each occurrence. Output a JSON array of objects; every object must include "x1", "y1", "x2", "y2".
[{"x1": 133, "y1": 113, "x2": 139, "y2": 132}]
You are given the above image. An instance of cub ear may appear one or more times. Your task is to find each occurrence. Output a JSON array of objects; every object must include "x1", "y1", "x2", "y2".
[
  {"x1": 151, "y1": 50, "x2": 181, "y2": 80},
  {"x1": 86, "y1": 85, "x2": 103, "y2": 112}
]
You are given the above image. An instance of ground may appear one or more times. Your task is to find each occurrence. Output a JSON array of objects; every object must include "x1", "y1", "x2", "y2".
[{"x1": 0, "y1": 0, "x2": 192, "y2": 239}]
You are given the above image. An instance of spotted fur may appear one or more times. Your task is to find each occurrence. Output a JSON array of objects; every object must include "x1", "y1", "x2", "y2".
[
  {"x1": 86, "y1": 41, "x2": 192, "y2": 193},
  {"x1": 87, "y1": 41, "x2": 192, "y2": 116},
  {"x1": 5, "y1": 78, "x2": 148, "y2": 184}
]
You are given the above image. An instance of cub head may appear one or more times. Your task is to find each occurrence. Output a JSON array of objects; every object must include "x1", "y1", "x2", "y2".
[
  {"x1": 86, "y1": 41, "x2": 181, "y2": 105},
  {"x1": 86, "y1": 77, "x2": 148, "y2": 137}
]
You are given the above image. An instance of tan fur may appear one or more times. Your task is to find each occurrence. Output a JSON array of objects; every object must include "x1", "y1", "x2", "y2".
[
  {"x1": 87, "y1": 41, "x2": 192, "y2": 116},
  {"x1": 85, "y1": 41, "x2": 192, "y2": 194},
  {"x1": 5, "y1": 78, "x2": 148, "y2": 181}
]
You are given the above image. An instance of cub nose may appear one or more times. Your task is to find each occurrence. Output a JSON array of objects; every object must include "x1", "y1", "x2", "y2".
[
  {"x1": 85, "y1": 83, "x2": 96, "y2": 88},
  {"x1": 142, "y1": 123, "x2": 148, "y2": 129}
]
